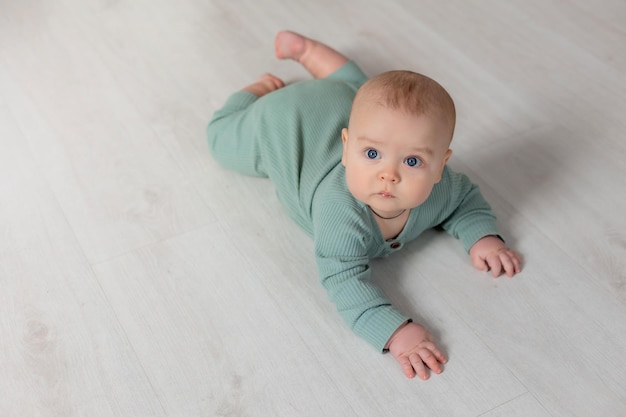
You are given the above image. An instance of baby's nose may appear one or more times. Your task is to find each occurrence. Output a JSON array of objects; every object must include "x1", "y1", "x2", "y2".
[{"x1": 379, "y1": 168, "x2": 400, "y2": 183}]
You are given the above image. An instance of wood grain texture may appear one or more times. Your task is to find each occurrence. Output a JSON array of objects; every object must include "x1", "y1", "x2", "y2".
[
  {"x1": 0, "y1": 88, "x2": 165, "y2": 417},
  {"x1": 1, "y1": 0, "x2": 625, "y2": 416}
]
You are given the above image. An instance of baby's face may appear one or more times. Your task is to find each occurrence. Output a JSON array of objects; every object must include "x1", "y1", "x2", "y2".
[{"x1": 341, "y1": 103, "x2": 452, "y2": 217}]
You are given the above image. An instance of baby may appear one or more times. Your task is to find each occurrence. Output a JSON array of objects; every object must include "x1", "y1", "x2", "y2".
[{"x1": 207, "y1": 31, "x2": 522, "y2": 379}]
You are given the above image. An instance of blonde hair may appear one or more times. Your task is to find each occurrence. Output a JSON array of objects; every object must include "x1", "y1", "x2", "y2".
[{"x1": 352, "y1": 70, "x2": 456, "y2": 140}]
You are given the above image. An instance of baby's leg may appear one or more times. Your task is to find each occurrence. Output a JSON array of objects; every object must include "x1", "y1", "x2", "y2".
[{"x1": 275, "y1": 31, "x2": 349, "y2": 79}]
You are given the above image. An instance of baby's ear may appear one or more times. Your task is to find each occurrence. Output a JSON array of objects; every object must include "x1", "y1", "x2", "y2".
[
  {"x1": 341, "y1": 128, "x2": 349, "y2": 166},
  {"x1": 435, "y1": 149, "x2": 453, "y2": 183},
  {"x1": 341, "y1": 128, "x2": 349, "y2": 144}
]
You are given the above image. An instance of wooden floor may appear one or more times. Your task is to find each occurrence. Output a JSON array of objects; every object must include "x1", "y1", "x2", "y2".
[{"x1": 1, "y1": 1, "x2": 625, "y2": 416}]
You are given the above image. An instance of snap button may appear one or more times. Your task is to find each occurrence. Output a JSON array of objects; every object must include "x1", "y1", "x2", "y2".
[{"x1": 390, "y1": 241, "x2": 401, "y2": 249}]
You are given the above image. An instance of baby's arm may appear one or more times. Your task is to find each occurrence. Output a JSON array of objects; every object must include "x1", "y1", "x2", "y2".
[
  {"x1": 439, "y1": 168, "x2": 523, "y2": 277},
  {"x1": 313, "y1": 202, "x2": 416, "y2": 358},
  {"x1": 385, "y1": 321, "x2": 447, "y2": 380}
]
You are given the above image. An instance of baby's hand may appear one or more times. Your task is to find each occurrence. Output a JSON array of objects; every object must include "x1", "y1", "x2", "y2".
[
  {"x1": 469, "y1": 235, "x2": 523, "y2": 278},
  {"x1": 385, "y1": 322, "x2": 447, "y2": 380}
]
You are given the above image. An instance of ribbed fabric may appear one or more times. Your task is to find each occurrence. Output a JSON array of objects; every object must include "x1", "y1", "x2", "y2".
[
  {"x1": 207, "y1": 61, "x2": 500, "y2": 352},
  {"x1": 312, "y1": 165, "x2": 498, "y2": 351},
  {"x1": 207, "y1": 61, "x2": 366, "y2": 234}
]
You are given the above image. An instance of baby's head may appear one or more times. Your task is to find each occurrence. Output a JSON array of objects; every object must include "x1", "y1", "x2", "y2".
[
  {"x1": 350, "y1": 70, "x2": 456, "y2": 144},
  {"x1": 341, "y1": 71, "x2": 456, "y2": 217}
]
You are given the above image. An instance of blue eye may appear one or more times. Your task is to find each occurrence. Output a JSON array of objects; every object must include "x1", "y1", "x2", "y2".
[
  {"x1": 405, "y1": 157, "x2": 422, "y2": 167},
  {"x1": 365, "y1": 148, "x2": 379, "y2": 159}
]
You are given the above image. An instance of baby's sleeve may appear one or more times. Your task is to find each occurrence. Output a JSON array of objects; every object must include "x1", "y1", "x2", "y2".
[
  {"x1": 312, "y1": 202, "x2": 410, "y2": 352},
  {"x1": 438, "y1": 168, "x2": 501, "y2": 252}
]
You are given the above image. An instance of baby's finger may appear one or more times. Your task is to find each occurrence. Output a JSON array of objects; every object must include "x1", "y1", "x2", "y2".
[
  {"x1": 499, "y1": 253, "x2": 516, "y2": 277},
  {"x1": 409, "y1": 353, "x2": 429, "y2": 380},
  {"x1": 487, "y1": 254, "x2": 503, "y2": 278},
  {"x1": 472, "y1": 256, "x2": 489, "y2": 272},
  {"x1": 512, "y1": 252, "x2": 523, "y2": 273},
  {"x1": 418, "y1": 348, "x2": 443, "y2": 375},
  {"x1": 426, "y1": 342, "x2": 447, "y2": 365},
  {"x1": 399, "y1": 356, "x2": 417, "y2": 379}
]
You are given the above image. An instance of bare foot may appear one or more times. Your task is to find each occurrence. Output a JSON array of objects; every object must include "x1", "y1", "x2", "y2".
[
  {"x1": 274, "y1": 30, "x2": 349, "y2": 79},
  {"x1": 275, "y1": 30, "x2": 307, "y2": 61},
  {"x1": 242, "y1": 73, "x2": 285, "y2": 97}
]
